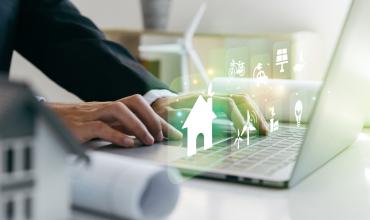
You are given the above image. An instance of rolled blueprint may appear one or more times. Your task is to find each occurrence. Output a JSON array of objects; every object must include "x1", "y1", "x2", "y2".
[{"x1": 69, "y1": 151, "x2": 181, "y2": 219}]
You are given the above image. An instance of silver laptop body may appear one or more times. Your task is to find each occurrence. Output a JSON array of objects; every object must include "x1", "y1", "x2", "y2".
[
  {"x1": 102, "y1": 0, "x2": 370, "y2": 188},
  {"x1": 169, "y1": 0, "x2": 370, "y2": 188}
]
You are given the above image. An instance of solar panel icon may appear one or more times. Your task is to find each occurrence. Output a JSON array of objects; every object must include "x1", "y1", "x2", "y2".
[{"x1": 276, "y1": 48, "x2": 289, "y2": 73}]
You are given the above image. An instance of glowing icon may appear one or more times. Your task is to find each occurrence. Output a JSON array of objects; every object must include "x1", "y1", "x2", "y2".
[
  {"x1": 233, "y1": 111, "x2": 256, "y2": 149},
  {"x1": 228, "y1": 59, "x2": 246, "y2": 77},
  {"x1": 295, "y1": 100, "x2": 303, "y2": 127},
  {"x1": 252, "y1": 62, "x2": 268, "y2": 84},
  {"x1": 246, "y1": 111, "x2": 251, "y2": 146},
  {"x1": 246, "y1": 111, "x2": 256, "y2": 145},
  {"x1": 207, "y1": 68, "x2": 215, "y2": 76},
  {"x1": 234, "y1": 129, "x2": 244, "y2": 149},
  {"x1": 270, "y1": 107, "x2": 279, "y2": 132},
  {"x1": 276, "y1": 48, "x2": 289, "y2": 73},
  {"x1": 293, "y1": 52, "x2": 305, "y2": 73},
  {"x1": 183, "y1": 84, "x2": 216, "y2": 157}
]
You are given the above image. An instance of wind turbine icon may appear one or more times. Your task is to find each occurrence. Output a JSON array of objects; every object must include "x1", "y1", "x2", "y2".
[
  {"x1": 139, "y1": 3, "x2": 210, "y2": 92},
  {"x1": 234, "y1": 111, "x2": 256, "y2": 149}
]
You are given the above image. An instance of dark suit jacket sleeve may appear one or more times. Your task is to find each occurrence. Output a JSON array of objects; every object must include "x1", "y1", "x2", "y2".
[{"x1": 14, "y1": 0, "x2": 169, "y2": 101}]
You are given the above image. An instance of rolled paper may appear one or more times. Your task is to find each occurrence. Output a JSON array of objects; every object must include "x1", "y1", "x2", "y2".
[{"x1": 69, "y1": 151, "x2": 181, "y2": 219}]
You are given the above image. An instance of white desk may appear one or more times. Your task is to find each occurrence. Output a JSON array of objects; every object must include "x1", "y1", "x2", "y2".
[{"x1": 73, "y1": 131, "x2": 370, "y2": 220}]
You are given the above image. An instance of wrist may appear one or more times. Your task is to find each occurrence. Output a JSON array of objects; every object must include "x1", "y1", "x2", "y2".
[{"x1": 143, "y1": 89, "x2": 177, "y2": 105}]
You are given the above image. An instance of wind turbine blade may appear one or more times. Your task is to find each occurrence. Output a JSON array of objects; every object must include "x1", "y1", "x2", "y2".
[
  {"x1": 207, "y1": 83, "x2": 213, "y2": 96},
  {"x1": 139, "y1": 44, "x2": 183, "y2": 54},
  {"x1": 187, "y1": 47, "x2": 210, "y2": 84},
  {"x1": 241, "y1": 125, "x2": 247, "y2": 136},
  {"x1": 184, "y1": 3, "x2": 207, "y2": 42},
  {"x1": 180, "y1": 53, "x2": 190, "y2": 92}
]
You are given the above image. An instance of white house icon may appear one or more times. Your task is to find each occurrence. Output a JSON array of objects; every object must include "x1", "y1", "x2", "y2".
[{"x1": 182, "y1": 94, "x2": 216, "y2": 157}]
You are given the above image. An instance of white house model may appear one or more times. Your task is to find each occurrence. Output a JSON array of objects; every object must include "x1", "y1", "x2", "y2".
[
  {"x1": 182, "y1": 94, "x2": 216, "y2": 157},
  {"x1": 0, "y1": 81, "x2": 88, "y2": 220}
]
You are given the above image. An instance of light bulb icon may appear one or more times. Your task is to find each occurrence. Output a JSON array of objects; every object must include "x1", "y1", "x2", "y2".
[{"x1": 295, "y1": 100, "x2": 303, "y2": 127}]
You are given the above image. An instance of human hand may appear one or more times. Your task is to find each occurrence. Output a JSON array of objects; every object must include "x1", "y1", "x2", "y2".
[
  {"x1": 152, "y1": 93, "x2": 269, "y2": 136},
  {"x1": 47, "y1": 94, "x2": 183, "y2": 147}
]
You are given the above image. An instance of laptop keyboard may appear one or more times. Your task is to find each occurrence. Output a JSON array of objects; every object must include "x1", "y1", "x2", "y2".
[{"x1": 174, "y1": 126, "x2": 306, "y2": 176}]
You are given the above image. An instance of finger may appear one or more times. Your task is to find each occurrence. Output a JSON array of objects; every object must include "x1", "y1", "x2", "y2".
[
  {"x1": 168, "y1": 93, "x2": 204, "y2": 109},
  {"x1": 167, "y1": 108, "x2": 191, "y2": 120},
  {"x1": 111, "y1": 109, "x2": 184, "y2": 140},
  {"x1": 159, "y1": 117, "x2": 183, "y2": 140},
  {"x1": 158, "y1": 106, "x2": 191, "y2": 131},
  {"x1": 105, "y1": 123, "x2": 136, "y2": 136},
  {"x1": 122, "y1": 95, "x2": 163, "y2": 141},
  {"x1": 170, "y1": 94, "x2": 245, "y2": 132},
  {"x1": 230, "y1": 94, "x2": 269, "y2": 135},
  {"x1": 212, "y1": 96, "x2": 245, "y2": 132},
  {"x1": 97, "y1": 102, "x2": 154, "y2": 145},
  {"x1": 155, "y1": 105, "x2": 173, "y2": 119},
  {"x1": 83, "y1": 121, "x2": 135, "y2": 147}
]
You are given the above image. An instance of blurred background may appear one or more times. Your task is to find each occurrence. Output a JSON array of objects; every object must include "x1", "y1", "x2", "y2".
[{"x1": 9, "y1": 0, "x2": 351, "y2": 102}]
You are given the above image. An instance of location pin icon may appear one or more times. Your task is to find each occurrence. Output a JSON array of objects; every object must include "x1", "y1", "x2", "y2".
[{"x1": 295, "y1": 100, "x2": 303, "y2": 127}]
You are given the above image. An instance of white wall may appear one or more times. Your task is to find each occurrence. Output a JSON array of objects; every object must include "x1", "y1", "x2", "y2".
[
  {"x1": 74, "y1": 0, "x2": 350, "y2": 72},
  {"x1": 10, "y1": 0, "x2": 351, "y2": 102},
  {"x1": 169, "y1": 0, "x2": 351, "y2": 73},
  {"x1": 72, "y1": 0, "x2": 142, "y2": 30}
]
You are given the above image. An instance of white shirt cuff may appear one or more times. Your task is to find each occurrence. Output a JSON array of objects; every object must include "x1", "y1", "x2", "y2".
[{"x1": 143, "y1": 89, "x2": 177, "y2": 105}]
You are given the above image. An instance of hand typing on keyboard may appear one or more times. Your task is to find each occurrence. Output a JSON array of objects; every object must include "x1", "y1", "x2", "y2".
[{"x1": 152, "y1": 93, "x2": 269, "y2": 136}]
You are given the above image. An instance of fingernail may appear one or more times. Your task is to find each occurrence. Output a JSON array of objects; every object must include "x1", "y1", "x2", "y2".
[
  {"x1": 145, "y1": 135, "x2": 155, "y2": 145},
  {"x1": 122, "y1": 138, "x2": 134, "y2": 147},
  {"x1": 168, "y1": 130, "x2": 183, "y2": 140},
  {"x1": 157, "y1": 132, "x2": 164, "y2": 141}
]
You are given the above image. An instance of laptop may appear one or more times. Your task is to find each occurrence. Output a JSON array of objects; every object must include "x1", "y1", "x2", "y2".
[{"x1": 101, "y1": 0, "x2": 370, "y2": 188}]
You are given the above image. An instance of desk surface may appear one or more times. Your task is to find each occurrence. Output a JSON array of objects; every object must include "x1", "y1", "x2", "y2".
[{"x1": 74, "y1": 131, "x2": 370, "y2": 220}]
